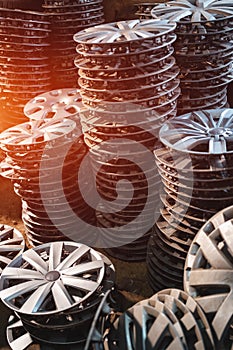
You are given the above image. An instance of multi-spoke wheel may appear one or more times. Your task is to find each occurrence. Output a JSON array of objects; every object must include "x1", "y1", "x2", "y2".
[
  {"x1": 0, "y1": 242, "x2": 115, "y2": 346},
  {"x1": 0, "y1": 241, "x2": 105, "y2": 314}
]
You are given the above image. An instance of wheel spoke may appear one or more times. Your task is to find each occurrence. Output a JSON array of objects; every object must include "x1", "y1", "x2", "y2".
[
  {"x1": 62, "y1": 260, "x2": 104, "y2": 276},
  {"x1": 9, "y1": 331, "x2": 32, "y2": 350},
  {"x1": 20, "y1": 282, "x2": 52, "y2": 314},
  {"x1": 0, "y1": 256, "x2": 11, "y2": 265},
  {"x1": 220, "y1": 109, "x2": 233, "y2": 128},
  {"x1": 49, "y1": 242, "x2": 63, "y2": 270},
  {"x1": 105, "y1": 32, "x2": 122, "y2": 43},
  {"x1": 2, "y1": 267, "x2": 44, "y2": 280},
  {"x1": 57, "y1": 245, "x2": 90, "y2": 271},
  {"x1": 209, "y1": 137, "x2": 227, "y2": 154},
  {"x1": 173, "y1": 135, "x2": 206, "y2": 151},
  {"x1": 196, "y1": 294, "x2": 228, "y2": 314},
  {"x1": 0, "y1": 280, "x2": 46, "y2": 300},
  {"x1": 147, "y1": 312, "x2": 172, "y2": 348},
  {"x1": 0, "y1": 244, "x2": 24, "y2": 252},
  {"x1": 170, "y1": 9, "x2": 192, "y2": 21},
  {"x1": 0, "y1": 238, "x2": 23, "y2": 246},
  {"x1": 52, "y1": 279, "x2": 73, "y2": 310},
  {"x1": 189, "y1": 269, "x2": 233, "y2": 286},
  {"x1": 23, "y1": 249, "x2": 48, "y2": 274},
  {"x1": 61, "y1": 276, "x2": 99, "y2": 293},
  {"x1": 200, "y1": 9, "x2": 216, "y2": 21},
  {"x1": 165, "y1": 127, "x2": 204, "y2": 137},
  {"x1": 175, "y1": 119, "x2": 207, "y2": 132},
  {"x1": 196, "y1": 232, "x2": 233, "y2": 269},
  {"x1": 213, "y1": 292, "x2": 233, "y2": 341},
  {"x1": 219, "y1": 221, "x2": 233, "y2": 256},
  {"x1": 24, "y1": 106, "x2": 44, "y2": 120},
  {"x1": 192, "y1": 111, "x2": 214, "y2": 128}
]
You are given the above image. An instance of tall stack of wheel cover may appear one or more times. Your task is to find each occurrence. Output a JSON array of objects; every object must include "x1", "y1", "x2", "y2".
[
  {"x1": 0, "y1": 117, "x2": 94, "y2": 246},
  {"x1": 42, "y1": 0, "x2": 105, "y2": 89},
  {"x1": 73, "y1": 19, "x2": 180, "y2": 261},
  {"x1": 0, "y1": 8, "x2": 51, "y2": 130},
  {"x1": 105, "y1": 288, "x2": 215, "y2": 350},
  {"x1": 151, "y1": 0, "x2": 233, "y2": 114},
  {"x1": 147, "y1": 108, "x2": 233, "y2": 291},
  {"x1": 0, "y1": 241, "x2": 115, "y2": 349}
]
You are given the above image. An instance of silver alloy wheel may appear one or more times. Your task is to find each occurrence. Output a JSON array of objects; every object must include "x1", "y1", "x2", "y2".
[{"x1": 0, "y1": 242, "x2": 105, "y2": 315}]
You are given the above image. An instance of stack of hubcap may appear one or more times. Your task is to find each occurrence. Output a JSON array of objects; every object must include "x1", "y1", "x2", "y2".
[
  {"x1": 0, "y1": 118, "x2": 93, "y2": 246},
  {"x1": 0, "y1": 241, "x2": 115, "y2": 349},
  {"x1": 74, "y1": 19, "x2": 180, "y2": 261},
  {"x1": 148, "y1": 108, "x2": 233, "y2": 290},
  {"x1": 185, "y1": 205, "x2": 233, "y2": 349},
  {"x1": 105, "y1": 288, "x2": 214, "y2": 350},
  {"x1": 151, "y1": 0, "x2": 233, "y2": 114},
  {"x1": 42, "y1": 0, "x2": 105, "y2": 89},
  {"x1": 0, "y1": 8, "x2": 51, "y2": 130}
]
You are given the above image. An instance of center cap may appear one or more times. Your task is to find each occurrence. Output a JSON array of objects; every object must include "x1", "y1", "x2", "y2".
[{"x1": 45, "y1": 270, "x2": 60, "y2": 282}]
